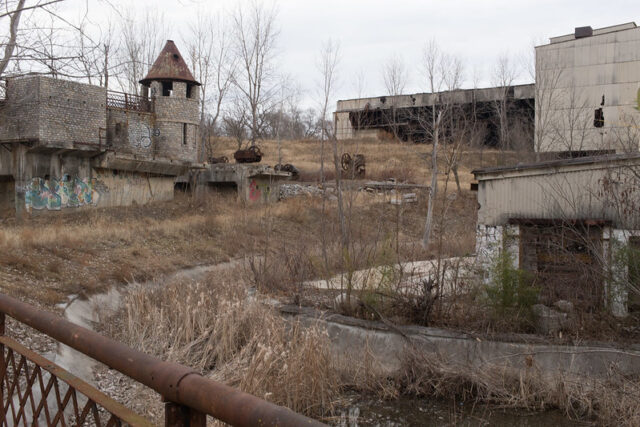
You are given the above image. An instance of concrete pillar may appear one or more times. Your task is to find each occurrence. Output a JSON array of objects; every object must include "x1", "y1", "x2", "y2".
[{"x1": 14, "y1": 179, "x2": 27, "y2": 221}]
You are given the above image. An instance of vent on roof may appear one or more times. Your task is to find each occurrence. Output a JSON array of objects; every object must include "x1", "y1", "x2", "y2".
[{"x1": 575, "y1": 26, "x2": 593, "y2": 38}]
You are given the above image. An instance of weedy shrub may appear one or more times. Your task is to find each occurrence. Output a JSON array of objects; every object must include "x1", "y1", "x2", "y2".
[{"x1": 485, "y1": 249, "x2": 538, "y2": 316}]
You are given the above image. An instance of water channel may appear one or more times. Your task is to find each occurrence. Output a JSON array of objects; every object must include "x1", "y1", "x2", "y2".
[{"x1": 54, "y1": 261, "x2": 579, "y2": 426}]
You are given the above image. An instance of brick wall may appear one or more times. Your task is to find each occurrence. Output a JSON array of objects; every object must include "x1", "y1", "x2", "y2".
[
  {"x1": 154, "y1": 93, "x2": 199, "y2": 163},
  {"x1": 37, "y1": 77, "x2": 106, "y2": 146},
  {"x1": 0, "y1": 76, "x2": 106, "y2": 147},
  {"x1": 106, "y1": 109, "x2": 159, "y2": 158},
  {"x1": 0, "y1": 77, "x2": 41, "y2": 142}
]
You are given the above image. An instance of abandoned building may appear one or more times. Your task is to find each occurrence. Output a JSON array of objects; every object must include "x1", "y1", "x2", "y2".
[
  {"x1": 474, "y1": 154, "x2": 640, "y2": 317},
  {"x1": 535, "y1": 22, "x2": 640, "y2": 155},
  {"x1": 334, "y1": 84, "x2": 534, "y2": 146},
  {"x1": 0, "y1": 40, "x2": 200, "y2": 217},
  {"x1": 473, "y1": 23, "x2": 640, "y2": 318}
]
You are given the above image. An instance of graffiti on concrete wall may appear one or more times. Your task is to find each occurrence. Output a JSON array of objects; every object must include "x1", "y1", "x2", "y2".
[
  {"x1": 25, "y1": 176, "x2": 106, "y2": 212},
  {"x1": 128, "y1": 121, "x2": 159, "y2": 149},
  {"x1": 248, "y1": 179, "x2": 271, "y2": 202}
]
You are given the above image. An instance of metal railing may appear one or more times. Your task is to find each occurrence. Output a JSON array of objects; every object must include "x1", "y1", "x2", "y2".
[
  {"x1": 0, "y1": 293, "x2": 325, "y2": 426},
  {"x1": 106, "y1": 91, "x2": 153, "y2": 113}
]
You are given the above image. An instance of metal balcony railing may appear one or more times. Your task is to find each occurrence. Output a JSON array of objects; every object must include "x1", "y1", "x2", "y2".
[
  {"x1": 0, "y1": 293, "x2": 324, "y2": 427},
  {"x1": 106, "y1": 91, "x2": 153, "y2": 113}
]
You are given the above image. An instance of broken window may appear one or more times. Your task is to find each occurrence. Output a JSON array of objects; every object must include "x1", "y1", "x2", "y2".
[
  {"x1": 162, "y1": 81, "x2": 173, "y2": 97},
  {"x1": 594, "y1": 108, "x2": 604, "y2": 128}
]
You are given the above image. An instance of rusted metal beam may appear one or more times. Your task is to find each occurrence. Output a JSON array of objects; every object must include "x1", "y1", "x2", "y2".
[{"x1": 0, "y1": 293, "x2": 325, "y2": 427}]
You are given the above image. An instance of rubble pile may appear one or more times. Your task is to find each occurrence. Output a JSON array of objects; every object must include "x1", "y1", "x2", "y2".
[{"x1": 279, "y1": 183, "x2": 323, "y2": 199}]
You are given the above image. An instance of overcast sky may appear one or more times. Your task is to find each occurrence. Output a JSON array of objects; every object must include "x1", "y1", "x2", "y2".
[{"x1": 61, "y1": 0, "x2": 640, "y2": 109}]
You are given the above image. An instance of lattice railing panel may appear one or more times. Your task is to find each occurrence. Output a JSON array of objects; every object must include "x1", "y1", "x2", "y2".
[{"x1": 0, "y1": 337, "x2": 150, "y2": 426}]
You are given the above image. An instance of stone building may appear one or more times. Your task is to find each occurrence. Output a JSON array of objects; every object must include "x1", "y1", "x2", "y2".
[
  {"x1": 535, "y1": 22, "x2": 640, "y2": 154},
  {"x1": 0, "y1": 40, "x2": 200, "y2": 217}
]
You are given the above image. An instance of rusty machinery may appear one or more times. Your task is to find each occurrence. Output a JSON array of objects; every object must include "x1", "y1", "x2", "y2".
[
  {"x1": 341, "y1": 153, "x2": 366, "y2": 178},
  {"x1": 234, "y1": 145, "x2": 263, "y2": 163},
  {"x1": 208, "y1": 155, "x2": 229, "y2": 164},
  {"x1": 274, "y1": 163, "x2": 300, "y2": 180}
]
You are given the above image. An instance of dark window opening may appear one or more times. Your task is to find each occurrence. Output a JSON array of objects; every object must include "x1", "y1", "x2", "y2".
[
  {"x1": 115, "y1": 123, "x2": 122, "y2": 136},
  {"x1": 182, "y1": 123, "x2": 188, "y2": 145},
  {"x1": 594, "y1": 108, "x2": 604, "y2": 128},
  {"x1": 186, "y1": 84, "x2": 193, "y2": 99},
  {"x1": 162, "y1": 81, "x2": 173, "y2": 97}
]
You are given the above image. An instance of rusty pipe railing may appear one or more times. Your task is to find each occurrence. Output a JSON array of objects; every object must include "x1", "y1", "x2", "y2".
[{"x1": 0, "y1": 293, "x2": 325, "y2": 426}]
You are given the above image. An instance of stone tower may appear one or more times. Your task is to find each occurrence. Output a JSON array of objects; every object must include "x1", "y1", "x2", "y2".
[{"x1": 140, "y1": 40, "x2": 201, "y2": 163}]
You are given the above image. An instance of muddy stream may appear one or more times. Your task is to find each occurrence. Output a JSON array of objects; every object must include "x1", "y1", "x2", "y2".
[{"x1": 54, "y1": 261, "x2": 578, "y2": 426}]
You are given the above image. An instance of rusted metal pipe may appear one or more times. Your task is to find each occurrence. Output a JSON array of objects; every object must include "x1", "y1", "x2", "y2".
[{"x1": 0, "y1": 293, "x2": 325, "y2": 427}]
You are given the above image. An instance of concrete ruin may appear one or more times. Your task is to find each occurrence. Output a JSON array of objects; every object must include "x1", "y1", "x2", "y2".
[
  {"x1": 178, "y1": 164, "x2": 291, "y2": 204},
  {"x1": 0, "y1": 40, "x2": 201, "y2": 217},
  {"x1": 334, "y1": 84, "x2": 534, "y2": 145}
]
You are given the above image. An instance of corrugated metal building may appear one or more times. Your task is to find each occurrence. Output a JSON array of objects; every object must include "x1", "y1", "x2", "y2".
[{"x1": 474, "y1": 154, "x2": 640, "y2": 317}]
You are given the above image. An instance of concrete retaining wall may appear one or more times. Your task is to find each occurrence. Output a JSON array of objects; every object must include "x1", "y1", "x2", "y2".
[{"x1": 282, "y1": 306, "x2": 640, "y2": 382}]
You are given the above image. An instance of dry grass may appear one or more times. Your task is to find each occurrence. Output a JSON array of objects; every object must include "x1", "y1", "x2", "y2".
[
  {"x1": 107, "y1": 273, "x2": 640, "y2": 426},
  {"x1": 399, "y1": 350, "x2": 640, "y2": 426},
  {"x1": 212, "y1": 137, "x2": 524, "y2": 187},
  {"x1": 104, "y1": 274, "x2": 341, "y2": 420}
]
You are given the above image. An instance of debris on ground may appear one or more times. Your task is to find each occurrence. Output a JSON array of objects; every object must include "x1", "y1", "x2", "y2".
[
  {"x1": 279, "y1": 183, "x2": 323, "y2": 199},
  {"x1": 390, "y1": 192, "x2": 418, "y2": 205}
]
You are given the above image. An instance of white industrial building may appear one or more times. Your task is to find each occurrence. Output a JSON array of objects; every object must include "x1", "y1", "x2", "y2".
[
  {"x1": 535, "y1": 22, "x2": 640, "y2": 154},
  {"x1": 475, "y1": 23, "x2": 640, "y2": 318}
]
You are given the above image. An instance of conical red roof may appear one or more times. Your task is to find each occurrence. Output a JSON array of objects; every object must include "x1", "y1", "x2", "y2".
[{"x1": 140, "y1": 40, "x2": 200, "y2": 86}]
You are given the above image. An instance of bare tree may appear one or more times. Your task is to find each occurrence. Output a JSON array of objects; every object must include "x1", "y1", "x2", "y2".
[
  {"x1": 223, "y1": 96, "x2": 248, "y2": 150},
  {"x1": 553, "y1": 83, "x2": 593, "y2": 153},
  {"x1": 381, "y1": 53, "x2": 408, "y2": 140},
  {"x1": 420, "y1": 40, "x2": 463, "y2": 248},
  {"x1": 185, "y1": 12, "x2": 236, "y2": 161},
  {"x1": 117, "y1": 9, "x2": 169, "y2": 95},
  {"x1": 529, "y1": 44, "x2": 563, "y2": 158},
  {"x1": 71, "y1": 15, "x2": 118, "y2": 88},
  {"x1": 231, "y1": 0, "x2": 279, "y2": 147},
  {"x1": 382, "y1": 53, "x2": 407, "y2": 97},
  {"x1": 0, "y1": 0, "x2": 28, "y2": 79},
  {"x1": 491, "y1": 53, "x2": 519, "y2": 151},
  {"x1": 0, "y1": 0, "x2": 83, "y2": 82}
]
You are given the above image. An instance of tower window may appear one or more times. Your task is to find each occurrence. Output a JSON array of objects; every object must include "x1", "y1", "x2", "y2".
[
  {"x1": 162, "y1": 81, "x2": 173, "y2": 97},
  {"x1": 186, "y1": 84, "x2": 193, "y2": 99},
  {"x1": 182, "y1": 123, "x2": 188, "y2": 145}
]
